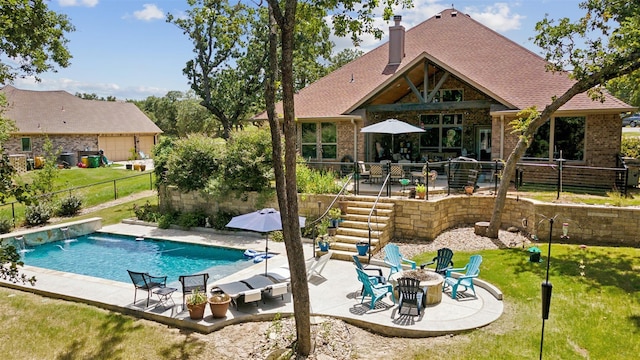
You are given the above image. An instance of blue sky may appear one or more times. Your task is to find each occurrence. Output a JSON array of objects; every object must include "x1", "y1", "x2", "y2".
[{"x1": 10, "y1": 0, "x2": 585, "y2": 100}]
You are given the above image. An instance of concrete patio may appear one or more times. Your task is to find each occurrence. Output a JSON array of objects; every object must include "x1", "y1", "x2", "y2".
[{"x1": 1, "y1": 223, "x2": 503, "y2": 337}]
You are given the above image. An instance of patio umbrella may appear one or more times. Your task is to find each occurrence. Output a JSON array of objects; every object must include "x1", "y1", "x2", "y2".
[
  {"x1": 360, "y1": 118, "x2": 425, "y2": 156},
  {"x1": 226, "y1": 208, "x2": 306, "y2": 275}
]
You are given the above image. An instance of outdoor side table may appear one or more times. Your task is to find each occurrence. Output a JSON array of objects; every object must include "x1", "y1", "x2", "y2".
[{"x1": 154, "y1": 287, "x2": 177, "y2": 309}]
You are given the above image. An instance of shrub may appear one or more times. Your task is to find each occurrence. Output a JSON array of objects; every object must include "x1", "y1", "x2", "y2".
[
  {"x1": 621, "y1": 137, "x2": 640, "y2": 158},
  {"x1": 165, "y1": 134, "x2": 223, "y2": 191},
  {"x1": 296, "y1": 158, "x2": 342, "y2": 194},
  {"x1": 158, "y1": 214, "x2": 173, "y2": 229},
  {"x1": 270, "y1": 230, "x2": 284, "y2": 243},
  {"x1": 152, "y1": 136, "x2": 174, "y2": 188},
  {"x1": 210, "y1": 210, "x2": 235, "y2": 230},
  {"x1": 132, "y1": 201, "x2": 159, "y2": 223},
  {"x1": 177, "y1": 211, "x2": 206, "y2": 229},
  {"x1": 56, "y1": 195, "x2": 83, "y2": 216},
  {"x1": 24, "y1": 203, "x2": 52, "y2": 226},
  {"x1": 0, "y1": 217, "x2": 13, "y2": 234}
]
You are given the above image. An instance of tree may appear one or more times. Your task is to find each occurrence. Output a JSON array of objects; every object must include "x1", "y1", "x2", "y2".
[
  {"x1": 327, "y1": 48, "x2": 364, "y2": 72},
  {"x1": 0, "y1": 0, "x2": 74, "y2": 82},
  {"x1": 263, "y1": 0, "x2": 411, "y2": 355},
  {"x1": 487, "y1": 0, "x2": 640, "y2": 238}
]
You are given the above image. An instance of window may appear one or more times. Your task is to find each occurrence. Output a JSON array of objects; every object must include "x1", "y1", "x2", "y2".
[
  {"x1": 21, "y1": 137, "x2": 31, "y2": 152},
  {"x1": 524, "y1": 116, "x2": 585, "y2": 161},
  {"x1": 419, "y1": 114, "x2": 463, "y2": 152},
  {"x1": 300, "y1": 122, "x2": 337, "y2": 159}
]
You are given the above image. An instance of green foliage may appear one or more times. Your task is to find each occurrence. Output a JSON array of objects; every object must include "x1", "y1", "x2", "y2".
[
  {"x1": 0, "y1": 0, "x2": 74, "y2": 83},
  {"x1": 0, "y1": 217, "x2": 13, "y2": 234},
  {"x1": 56, "y1": 195, "x2": 82, "y2": 217},
  {"x1": 24, "y1": 203, "x2": 52, "y2": 226},
  {"x1": 31, "y1": 136, "x2": 61, "y2": 195},
  {"x1": 132, "y1": 201, "x2": 159, "y2": 223},
  {"x1": 210, "y1": 210, "x2": 236, "y2": 230},
  {"x1": 186, "y1": 287, "x2": 207, "y2": 305},
  {"x1": 296, "y1": 159, "x2": 341, "y2": 194},
  {"x1": 206, "y1": 127, "x2": 273, "y2": 196},
  {"x1": 176, "y1": 210, "x2": 206, "y2": 229},
  {"x1": 621, "y1": 136, "x2": 640, "y2": 158},
  {"x1": 328, "y1": 208, "x2": 341, "y2": 220},
  {"x1": 0, "y1": 245, "x2": 36, "y2": 285},
  {"x1": 165, "y1": 134, "x2": 223, "y2": 192},
  {"x1": 157, "y1": 214, "x2": 173, "y2": 229},
  {"x1": 151, "y1": 136, "x2": 174, "y2": 188},
  {"x1": 270, "y1": 230, "x2": 284, "y2": 243}
]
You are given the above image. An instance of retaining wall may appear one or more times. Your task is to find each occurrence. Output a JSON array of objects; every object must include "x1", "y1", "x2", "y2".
[
  {"x1": 0, "y1": 218, "x2": 102, "y2": 247},
  {"x1": 160, "y1": 186, "x2": 640, "y2": 247}
]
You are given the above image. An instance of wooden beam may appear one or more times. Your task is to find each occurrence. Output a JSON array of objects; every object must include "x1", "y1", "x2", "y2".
[
  {"x1": 404, "y1": 75, "x2": 424, "y2": 103},
  {"x1": 366, "y1": 100, "x2": 492, "y2": 112},
  {"x1": 426, "y1": 73, "x2": 449, "y2": 103}
]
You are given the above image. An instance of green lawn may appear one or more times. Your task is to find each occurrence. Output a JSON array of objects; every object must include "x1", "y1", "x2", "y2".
[{"x1": 1, "y1": 167, "x2": 154, "y2": 226}]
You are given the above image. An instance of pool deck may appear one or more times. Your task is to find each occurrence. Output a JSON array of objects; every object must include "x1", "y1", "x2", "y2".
[{"x1": 1, "y1": 223, "x2": 503, "y2": 337}]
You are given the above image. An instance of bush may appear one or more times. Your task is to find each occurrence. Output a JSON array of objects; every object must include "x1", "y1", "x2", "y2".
[
  {"x1": 621, "y1": 137, "x2": 640, "y2": 158},
  {"x1": 158, "y1": 214, "x2": 173, "y2": 229},
  {"x1": 210, "y1": 210, "x2": 235, "y2": 230},
  {"x1": 132, "y1": 201, "x2": 159, "y2": 223},
  {"x1": 24, "y1": 203, "x2": 52, "y2": 226},
  {"x1": 0, "y1": 217, "x2": 13, "y2": 234},
  {"x1": 176, "y1": 211, "x2": 206, "y2": 229},
  {"x1": 296, "y1": 158, "x2": 342, "y2": 194},
  {"x1": 56, "y1": 195, "x2": 83, "y2": 217},
  {"x1": 165, "y1": 134, "x2": 223, "y2": 191}
]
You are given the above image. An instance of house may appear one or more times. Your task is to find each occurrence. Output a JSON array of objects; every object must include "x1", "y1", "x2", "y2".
[
  {"x1": 1, "y1": 85, "x2": 162, "y2": 162},
  {"x1": 258, "y1": 9, "x2": 634, "y2": 169}
]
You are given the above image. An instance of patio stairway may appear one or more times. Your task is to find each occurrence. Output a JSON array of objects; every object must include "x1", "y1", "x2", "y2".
[{"x1": 316, "y1": 196, "x2": 395, "y2": 261}]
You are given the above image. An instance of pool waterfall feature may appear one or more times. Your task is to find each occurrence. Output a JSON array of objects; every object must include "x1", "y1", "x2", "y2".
[{"x1": 0, "y1": 218, "x2": 102, "y2": 249}]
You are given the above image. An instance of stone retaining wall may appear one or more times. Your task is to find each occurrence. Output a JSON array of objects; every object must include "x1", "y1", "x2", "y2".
[
  {"x1": 0, "y1": 218, "x2": 102, "y2": 247},
  {"x1": 160, "y1": 186, "x2": 640, "y2": 247}
]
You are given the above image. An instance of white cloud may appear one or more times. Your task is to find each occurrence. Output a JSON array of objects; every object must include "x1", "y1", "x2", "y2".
[
  {"x1": 463, "y1": 3, "x2": 524, "y2": 32},
  {"x1": 327, "y1": 1, "x2": 524, "y2": 55},
  {"x1": 58, "y1": 0, "x2": 99, "y2": 7},
  {"x1": 133, "y1": 4, "x2": 165, "y2": 22},
  {"x1": 14, "y1": 77, "x2": 167, "y2": 100}
]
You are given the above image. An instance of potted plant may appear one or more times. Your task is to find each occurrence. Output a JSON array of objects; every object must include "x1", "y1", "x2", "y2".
[
  {"x1": 186, "y1": 287, "x2": 208, "y2": 320},
  {"x1": 208, "y1": 291, "x2": 231, "y2": 318},
  {"x1": 356, "y1": 241, "x2": 369, "y2": 256},
  {"x1": 415, "y1": 184, "x2": 426, "y2": 199},
  {"x1": 317, "y1": 236, "x2": 332, "y2": 252},
  {"x1": 464, "y1": 185, "x2": 474, "y2": 195},
  {"x1": 328, "y1": 207, "x2": 342, "y2": 228}
]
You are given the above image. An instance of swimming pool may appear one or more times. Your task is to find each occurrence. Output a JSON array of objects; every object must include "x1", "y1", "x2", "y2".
[{"x1": 20, "y1": 233, "x2": 253, "y2": 285}]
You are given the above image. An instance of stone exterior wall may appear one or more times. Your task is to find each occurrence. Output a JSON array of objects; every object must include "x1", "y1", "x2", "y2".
[
  {"x1": 160, "y1": 186, "x2": 640, "y2": 247},
  {"x1": 4, "y1": 134, "x2": 99, "y2": 157}
]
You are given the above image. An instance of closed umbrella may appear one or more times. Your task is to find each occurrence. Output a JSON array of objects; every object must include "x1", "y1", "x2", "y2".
[
  {"x1": 360, "y1": 118, "x2": 425, "y2": 155},
  {"x1": 226, "y1": 208, "x2": 306, "y2": 275}
]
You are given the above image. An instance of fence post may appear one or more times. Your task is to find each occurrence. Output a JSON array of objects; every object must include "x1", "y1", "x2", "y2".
[
  {"x1": 354, "y1": 160, "x2": 359, "y2": 195},
  {"x1": 556, "y1": 154, "x2": 566, "y2": 200},
  {"x1": 149, "y1": 172, "x2": 153, "y2": 190},
  {"x1": 12, "y1": 203, "x2": 15, "y2": 223},
  {"x1": 113, "y1": 180, "x2": 118, "y2": 200}
]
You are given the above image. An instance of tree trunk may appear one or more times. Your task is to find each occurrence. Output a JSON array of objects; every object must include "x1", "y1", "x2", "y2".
[{"x1": 265, "y1": 1, "x2": 312, "y2": 356}]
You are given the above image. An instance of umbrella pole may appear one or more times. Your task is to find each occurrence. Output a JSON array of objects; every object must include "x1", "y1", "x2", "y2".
[{"x1": 265, "y1": 234, "x2": 269, "y2": 276}]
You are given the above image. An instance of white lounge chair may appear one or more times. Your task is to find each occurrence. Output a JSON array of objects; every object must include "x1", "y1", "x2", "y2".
[{"x1": 211, "y1": 281, "x2": 262, "y2": 309}]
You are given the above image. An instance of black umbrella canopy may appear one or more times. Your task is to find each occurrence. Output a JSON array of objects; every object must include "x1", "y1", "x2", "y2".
[{"x1": 226, "y1": 208, "x2": 306, "y2": 275}]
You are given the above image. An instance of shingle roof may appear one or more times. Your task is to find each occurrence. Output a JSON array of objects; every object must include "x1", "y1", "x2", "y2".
[
  {"x1": 1, "y1": 85, "x2": 162, "y2": 135},
  {"x1": 258, "y1": 9, "x2": 631, "y2": 119}
]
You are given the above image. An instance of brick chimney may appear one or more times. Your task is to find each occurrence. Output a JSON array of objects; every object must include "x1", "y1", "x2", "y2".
[{"x1": 388, "y1": 15, "x2": 405, "y2": 65}]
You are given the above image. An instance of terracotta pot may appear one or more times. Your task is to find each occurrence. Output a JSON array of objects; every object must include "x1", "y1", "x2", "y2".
[
  {"x1": 327, "y1": 226, "x2": 337, "y2": 236},
  {"x1": 133, "y1": 164, "x2": 141, "y2": 171},
  {"x1": 465, "y1": 185, "x2": 474, "y2": 195},
  {"x1": 140, "y1": 164, "x2": 146, "y2": 171},
  {"x1": 208, "y1": 297, "x2": 231, "y2": 318},
  {"x1": 187, "y1": 301, "x2": 207, "y2": 320},
  {"x1": 416, "y1": 192, "x2": 426, "y2": 199}
]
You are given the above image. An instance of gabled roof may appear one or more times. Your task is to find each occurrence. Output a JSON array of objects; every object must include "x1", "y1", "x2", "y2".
[
  {"x1": 1, "y1": 85, "x2": 162, "y2": 135},
  {"x1": 259, "y1": 8, "x2": 631, "y2": 119}
]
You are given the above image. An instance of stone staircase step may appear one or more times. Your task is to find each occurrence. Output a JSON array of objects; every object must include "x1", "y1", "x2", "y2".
[
  {"x1": 333, "y1": 234, "x2": 380, "y2": 245},
  {"x1": 316, "y1": 248, "x2": 381, "y2": 262},
  {"x1": 336, "y1": 227, "x2": 384, "y2": 238}
]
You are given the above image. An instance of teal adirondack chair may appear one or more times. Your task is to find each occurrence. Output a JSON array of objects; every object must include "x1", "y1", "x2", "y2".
[
  {"x1": 383, "y1": 244, "x2": 416, "y2": 280},
  {"x1": 356, "y1": 268, "x2": 395, "y2": 309},
  {"x1": 443, "y1": 255, "x2": 483, "y2": 299},
  {"x1": 420, "y1": 247, "x2": 454, "y2": 275}
]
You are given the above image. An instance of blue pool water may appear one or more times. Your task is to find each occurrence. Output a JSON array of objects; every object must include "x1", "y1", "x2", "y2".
[{"x1": 20, "y1": 233, "x2": 253, "y2": 285}]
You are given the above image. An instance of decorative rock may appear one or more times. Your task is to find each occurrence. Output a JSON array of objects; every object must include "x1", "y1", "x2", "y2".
[
  {"x1": 474, "y1": 221, "x2": 490, "y2": 236},
  {"x1": 507, "y1": 226, "x2": 519, "y2": 233}
]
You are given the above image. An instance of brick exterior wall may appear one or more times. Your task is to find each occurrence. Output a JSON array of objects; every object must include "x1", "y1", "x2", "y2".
[
  {"x1": 4, "y1": 134, "x2": 99, "y2": 157},
  {"x1": 160, "y1": 186, "x2": 640, "y2": 247}
]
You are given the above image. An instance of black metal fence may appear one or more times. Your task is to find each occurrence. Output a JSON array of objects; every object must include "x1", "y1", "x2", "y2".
[
  {"x1": 303, "y1": 157, "x2": 632, "y2": 198},
  {"x1": 0, "y1": 172, "x2": 154, "y2": 223}
]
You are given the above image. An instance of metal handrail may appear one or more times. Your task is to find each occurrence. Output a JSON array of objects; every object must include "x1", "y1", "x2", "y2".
[
  {"x1": 366, "y1": 172, "x2": 391, "y2": 262},
  {"x1": 307, "y1": 173, "x2": 354, "y2": 250}
]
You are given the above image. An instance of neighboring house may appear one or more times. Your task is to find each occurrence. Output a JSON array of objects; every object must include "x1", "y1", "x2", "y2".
[
  {"x1": 1, "y1": 85, "x2": 162, "y2": 162},
  {"x1": 257, "y1": 9, "x2": 634, "y2": 169}
]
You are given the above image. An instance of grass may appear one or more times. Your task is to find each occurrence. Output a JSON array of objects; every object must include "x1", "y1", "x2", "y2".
[
  {"x1": 57, "y1": 195, "x2": 158, "y2": 226},
  {"x1": 407, "y1": 245, "x2": 640, "y2": 359},
  {"x1": 1, "y1": 167, "x2": 154, "y2": 226}
]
